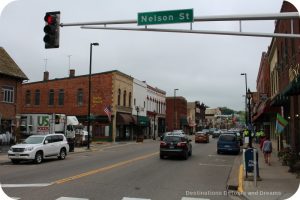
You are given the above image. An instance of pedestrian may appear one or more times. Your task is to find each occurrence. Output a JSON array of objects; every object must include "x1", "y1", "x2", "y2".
[
  {"x1": 259, "y1": 135, "x2": 266, "y2": 151},
  {"x1": 262, "y1": 136, "x2": 272, "y2": 165}
]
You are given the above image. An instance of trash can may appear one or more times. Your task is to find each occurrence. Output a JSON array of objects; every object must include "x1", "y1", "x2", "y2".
[{"x1": 244, "y1": 148, "x2": 259, "y2": 178}]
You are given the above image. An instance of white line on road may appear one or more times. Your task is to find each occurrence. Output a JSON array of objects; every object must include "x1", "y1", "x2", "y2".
[
  {"x1": 198, "y1": 163, "x2": 231, "y2": 167},
  {"x1": 56, "y1": 197, "x2": 89, "y2": 200},
  {"x1": 122, "y1": 197, "x2": 151, "y2": 200},
  {"x1": 1, "y1": 183, "x2": 53, "y2": 188}
]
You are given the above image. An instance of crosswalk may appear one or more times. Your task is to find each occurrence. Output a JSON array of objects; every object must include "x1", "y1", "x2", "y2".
[
  {"x1": 4, "y1": 196, "x2": 211, "y2": 200},
  {"x1": 1, "y1": 184, "x2": 210, "y2": 200}
]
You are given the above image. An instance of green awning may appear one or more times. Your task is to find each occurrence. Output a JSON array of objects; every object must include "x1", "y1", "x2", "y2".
[
  {"x1": 180, "y1": 117, "x2": 189, "y2": 126},
  {"x1": 138, "y1": 116, "x2": 149, "y2": 126},
  {"x1": 134, "y1": 116, "x2": 149, "y2": 126},
  {"x1": 282, "y1": 76, "x2": 300, "y2": 96},
  {"x1": 270, "y1": 93, "x2": 289, "y2": 107}
]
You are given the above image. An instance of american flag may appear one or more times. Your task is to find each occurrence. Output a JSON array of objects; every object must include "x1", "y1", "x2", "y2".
[{"x1": 104, "y1": 105, "x2": 112, "y2": 122}]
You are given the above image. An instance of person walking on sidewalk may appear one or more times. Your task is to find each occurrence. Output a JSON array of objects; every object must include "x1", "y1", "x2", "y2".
[{"x1": 262, "y1": 136, "x2": 272, "y2": 166}]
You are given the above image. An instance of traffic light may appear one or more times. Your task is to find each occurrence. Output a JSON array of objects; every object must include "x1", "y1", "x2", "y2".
[{"x1": 43, "y1": 11, "x2": 60, "y2": 49}]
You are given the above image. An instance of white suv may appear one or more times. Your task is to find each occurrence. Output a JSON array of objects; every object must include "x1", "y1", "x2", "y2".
[{"x1": 8, "y1": 134, "x2": 69, "y2": 164}]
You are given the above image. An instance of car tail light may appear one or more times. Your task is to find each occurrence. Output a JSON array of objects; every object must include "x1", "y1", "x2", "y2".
[
  {"x1": 177, "y1": 142, "x2": 187, "y2": 148},
  {"x1": 160, "y1": 141, "x2": 167, "y2": 147}
]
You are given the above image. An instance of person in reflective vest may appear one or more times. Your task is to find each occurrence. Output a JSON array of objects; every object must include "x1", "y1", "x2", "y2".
[{"x1": 243, "y1": 129, "x2": 249, "y2": 145}]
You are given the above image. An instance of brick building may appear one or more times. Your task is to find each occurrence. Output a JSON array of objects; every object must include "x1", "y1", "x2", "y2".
[
  {"x1": 253, "y1": 1, "x2": 300, "y2": 154},
  {"x1": 166, "y1": 96, "x2": 188, "y2": 132},
  {"x1": 187, "y1": 101, "x2": 206, "y2": 133},
  {"x1": 0, "y1": 47, "x2": 28, "y2": 141},
  {"x1": 21, "y1": 70, "x2": 135, "y2": 142}
]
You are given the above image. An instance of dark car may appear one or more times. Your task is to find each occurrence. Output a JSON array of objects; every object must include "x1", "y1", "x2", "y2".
[
  {"x1": 160, "y1": 133, "x2": 192, "y2": 160},
  {"x1": 217, "y1": 134, "x2": 240, "y2": 155},
  {"x1": 212, "y1": 129, "x2": 222, "y2": 138}
]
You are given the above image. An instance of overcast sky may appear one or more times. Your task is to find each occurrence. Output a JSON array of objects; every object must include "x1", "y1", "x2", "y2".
[{"x1": 0, "y1": 0, "x2": 285, "y2": 111}]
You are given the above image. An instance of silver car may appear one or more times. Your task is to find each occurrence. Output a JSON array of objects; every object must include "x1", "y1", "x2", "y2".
[{"x1": 8, "y1": 134, "x2": 69, "y2": 164}]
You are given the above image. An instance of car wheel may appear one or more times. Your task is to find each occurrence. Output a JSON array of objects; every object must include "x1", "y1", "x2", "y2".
[
  {"x1": 217, "y1": 150, "x2": 221, "y2": 154},
  {"x1": 58, "y1": 148, "x2": 66, "y2": 160},
  {"x1": 11, "y1": 159, "x2": 20, "y2": 164},
  {"x1": 184, "y1": 151, "x2": 189, "y2": 160},
  {"x1": 160, "y1": 154, "x2": 164, "y2": 159},
  {"x1": 34, "y1": 152, "x2": 43, "y2": 164},
  {"x1": 188, "y1": 149, "x2": 192, "y2": 156}
]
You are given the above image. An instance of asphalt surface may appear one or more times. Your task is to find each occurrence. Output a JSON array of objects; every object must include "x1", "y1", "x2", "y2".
[{"x1": 0, "y1": 137, "x2": 239, "y2": 200}]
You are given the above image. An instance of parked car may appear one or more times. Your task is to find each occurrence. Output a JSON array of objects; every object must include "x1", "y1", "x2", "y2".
[
  {"x1": 160, "y1": 132, "x2": 171, "y2": 141},
  {"x1": 208, "y1": 128, "x2": 216, "y2": 135},
  {"x1": 160, "y1": 133, "x2": 192, "y2": 160},
  {"x1": 8, "y1": 134, "x2": 69, "y2": 164},
  {"x1": 195, "y1": 131, "x2": 209, "y2": 143},
  {"x1": 212, "y1": 129, "x2": 222, "y2": 138},
  {"x1": 217, "y1": 134, "x2": 240, "y2": 155}
]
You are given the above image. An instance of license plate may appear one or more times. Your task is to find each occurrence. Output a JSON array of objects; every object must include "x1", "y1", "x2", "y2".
[
  {"x1": 169, "y1": 146, "x2": 174, "y2": 149},
  {"x1": 224, "y1": 145, "x2": 230, "y2": 148},
  {"x1": 15, "y1": 154, "x2": 20, "y2": 157}
]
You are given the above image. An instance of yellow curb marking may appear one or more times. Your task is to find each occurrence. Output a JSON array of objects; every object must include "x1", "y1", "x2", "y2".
[
  {"x1": 54, "y1": 152, "x2": 159, "y2": 185},
  {"x1": 238, "y1": 164, "x2": 244, "y2": 192}
]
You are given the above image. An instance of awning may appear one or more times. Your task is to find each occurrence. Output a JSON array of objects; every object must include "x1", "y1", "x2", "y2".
[
  {"x1": 270, "y1": 93, "x2": 289, "y2": 107},
  {"x1": 180, "y1": 117, "x2": 189, "y2": 126},
  {"x1": 189, "y1": 122, "x2": 196, "y2": 127},
  {"x1": 116, "y1": 113, "x2": 134, "y2": 125},
  {"x1": 133, "y1": 116, "x2": 149, "y2": 126},
  {"x1": 282, "y1": 75, "x2": 300, "y2": 96},
  {"x1": 252, "y1": 100, "x2": 272, "y2": 122}
]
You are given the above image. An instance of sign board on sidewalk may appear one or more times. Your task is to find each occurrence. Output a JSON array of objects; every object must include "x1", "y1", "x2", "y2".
[{"x1": 138, "y1": 9, "x2": 194, "y2": 25}]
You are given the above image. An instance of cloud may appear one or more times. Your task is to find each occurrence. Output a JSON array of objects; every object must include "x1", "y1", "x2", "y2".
[{"x1": 0, "y1": 0, "x2": 16, "y2": 17}]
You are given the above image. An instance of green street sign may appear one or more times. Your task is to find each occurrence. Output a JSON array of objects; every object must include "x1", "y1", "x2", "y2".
[{"x1": 138, "y1": 9, "x2": 194, "y2": 26}]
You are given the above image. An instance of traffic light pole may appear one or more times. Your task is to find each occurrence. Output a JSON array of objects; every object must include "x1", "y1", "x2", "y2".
[{"x1": 60, "y1": 12, "x2": 300, "y2": 39}]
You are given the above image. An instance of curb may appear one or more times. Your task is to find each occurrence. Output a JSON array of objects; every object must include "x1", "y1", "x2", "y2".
[
  {"x1": 238, "y1": 164, "x2": 244, "y2": 192},
  {"x1": 227, "y1": 154, "x2": 242, "y2": 191}
]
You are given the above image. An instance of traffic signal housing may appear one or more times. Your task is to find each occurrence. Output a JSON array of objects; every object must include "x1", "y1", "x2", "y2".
[{"x1": 43, "y1": 11, "x2": 60, "y2": 49}]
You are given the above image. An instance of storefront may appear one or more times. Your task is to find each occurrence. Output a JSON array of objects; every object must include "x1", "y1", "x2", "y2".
[{"x1": 116, "y1": 112, "x2": 134, "y2": 141}]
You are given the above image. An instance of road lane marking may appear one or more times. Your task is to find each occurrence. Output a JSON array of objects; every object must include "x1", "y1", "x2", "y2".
[
  {"x1": 1, "y1": 183, "x2": 53, "y2": 188},
  {"x1": 56, "y1": 197, "x2": 89, "y2": 200},
  {"x1": 198, "y1": 163, "x2": 231, "y2": 167},
  {"x1": 54, "y1": 152, "x2": 159, "y2": 185},
  {"x1": 102, "y1": 143, "x2": 138, "y2": 150}
]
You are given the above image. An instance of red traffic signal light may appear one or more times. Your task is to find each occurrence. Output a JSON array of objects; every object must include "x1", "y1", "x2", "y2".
[{"x1": 43, "y1": 11, "x2": 60, "y2": 49}]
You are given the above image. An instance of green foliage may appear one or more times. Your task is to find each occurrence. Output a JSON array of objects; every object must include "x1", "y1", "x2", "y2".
[{"x1": 219, "y1": 107, "x2": 234, "y2": 115}]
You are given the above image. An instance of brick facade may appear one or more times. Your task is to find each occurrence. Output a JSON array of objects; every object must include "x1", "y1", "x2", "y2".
[{"x1": 166, "y1": 96, "x2": 187, "y2": 132}]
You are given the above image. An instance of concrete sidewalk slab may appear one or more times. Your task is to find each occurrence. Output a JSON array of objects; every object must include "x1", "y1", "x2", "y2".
[{"x1": 240, "y1": 144, "x2": 300, "y2": 200}]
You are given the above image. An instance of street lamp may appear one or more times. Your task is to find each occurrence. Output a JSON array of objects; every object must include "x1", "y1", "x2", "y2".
[
  {"x1": 87, "y1": 42, "x2": 99, "y2": 149},
  {"x1": 153, "y1": 110, "x2": 157, "y2": 140},
  {"x1": 241, "y1": 73, "x2": 248, "y2": 126},
  {"x1": 247, "y1": 88, "x2": 252, "y2": 148},
  {"x1": 174, "y1": 89, "x2": 179, "y2": 130}
]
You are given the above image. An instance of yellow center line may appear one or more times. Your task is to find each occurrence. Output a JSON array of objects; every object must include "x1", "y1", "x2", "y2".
[{"x1": 54, "y1": 151, "x2": 159, "y2": 185}]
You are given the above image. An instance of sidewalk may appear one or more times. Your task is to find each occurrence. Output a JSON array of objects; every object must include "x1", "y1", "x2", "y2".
[{"x1": 239, "y1": 144, "x2": 300, "y2": 200}]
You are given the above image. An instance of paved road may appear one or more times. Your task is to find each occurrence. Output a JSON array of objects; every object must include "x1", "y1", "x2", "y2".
[{"x1": 0, "y1": 137, "x2": 239, "y2": 200}]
